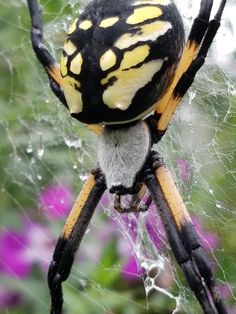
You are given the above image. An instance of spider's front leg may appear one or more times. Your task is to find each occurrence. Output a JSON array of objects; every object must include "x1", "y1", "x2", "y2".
[
  {"x1": 142, "y1": 152, "x2": 228, "y2": 314},
  {"x1": 48, "y1": 170, "x2": 106, "y2": 314},
  {"x1": 27, "y1": 0, "x2": 103, "y2": 136},
  {"x1": 27, "y1": 0, "x2": 67, "y2": 106}
]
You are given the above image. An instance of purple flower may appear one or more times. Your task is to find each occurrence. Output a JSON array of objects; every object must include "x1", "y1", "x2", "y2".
[
  {"x1": 145, "y1": 206, "x2": 164, "y2": 251},
  {"x1": 39, "y1": 185, "x2": 72, "y2": 219},
  {"x1": 119, "y1": 206, "x2": 164, "y2": 282},
  {"x1": 0, "y1": 230, "x2": 30, "y2": 278},
  {"x1": 22, "y1": 222, "x2": 53, "y2": 272},
  {"x1": 218, "y1": 284, "x2": 232, "y2": 300},
  {"x1": 0, "y1": 285, "x2": 21, "y2": 308},
  {"x1": 177, "y1": 159, "x2": 191, "y2": 182},
  {"x1": 122, "y1": 255, "x2": 142, "y2": 282},
  {"x1": 229, "y1": 306, "x2": 236, "y2": 314},
  {"x1": 192, "y1": 217, "x2": 219, "y2": 251},
  {"x1": 0, "y1": 221, "x2": 53, "y2": 278}
]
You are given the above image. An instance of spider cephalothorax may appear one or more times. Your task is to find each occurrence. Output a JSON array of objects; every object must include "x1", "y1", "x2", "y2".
[
  {"x1": 26, "y1": 0, "x2": 228, "y2": 313},
  {"x1": 98, "y1": 121, "x2": 151, "y2": 191}
]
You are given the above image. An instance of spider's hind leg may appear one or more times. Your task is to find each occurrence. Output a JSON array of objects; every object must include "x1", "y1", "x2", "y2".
[
  {"x1": 141, "y1": 152, "x2": 228, "y2": 313},
  {"x1": 48, "y1": 169, "x2": 106, "y2": 314}
]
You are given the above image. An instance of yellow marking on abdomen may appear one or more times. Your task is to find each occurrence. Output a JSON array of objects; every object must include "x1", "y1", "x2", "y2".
[
  {"x1": 102, "y1": 59, "x2": 163, "y2": 111},
  {"x1": 132, "y1": 0, "x2": 170, "y2": 6},
  {"x1": 63, "y1": 40, "x2": 77, "y2": 56},
  {"x1": 70, "y1": 52, "x2": 83, "y2": 75},
  {"x1": 62, "y1": 174, "x2": 96, "y2": 239},
  {"x1": 120, "y1": 45, "x2": 150, "y2": 69},
  {"x1": 102, "y1": 44, "x2": 150, "y2": 84},
  {"x1": 68, "y1": 18, "x2": 78, "y2": 34},
  {"x1": 155, "y1": 165, "x2": 191, "y2": 228},
  {"x1": 79, "y1": 20, "x2": 93, "y2": 30},
  {"x1": 61, "y1": 76, "x2": 83, "y2": 114},
  {"x1": 100, "y1": 49, "x2": 117, "y2": 71},
  {"x1": 115, "y1": 20, "x2": 171, "y2": 49},
  {"x1": 127, "y1": 6, "x2": 162, "y2": 24},
  {"x1": 99, "y1": 16, "x2": 119, "y2": 28},
  {"x1": 60, "y1": 55, "x2": 68, "y2": 77}
]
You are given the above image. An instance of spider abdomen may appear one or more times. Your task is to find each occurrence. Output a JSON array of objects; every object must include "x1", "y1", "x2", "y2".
[
  {"x1": 98, "y1": 121, "x2": 151, "y2": 191},
  {"x1": 60, "y1": 0, "x2": 185, "y2": 125}
]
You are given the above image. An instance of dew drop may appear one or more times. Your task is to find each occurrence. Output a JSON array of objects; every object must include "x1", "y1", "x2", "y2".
[
  {"x1": 37, "y1": 148, "x2": 44, "y2": 159},
  {"x1": 79, "y1": 173, "x2": 88, "y2": 181},
  {"x1": 65, "y1": 137, "x2": 82, "y2": 148},
  {"x1": 37, "y1": 174, "x2": 42, "y2": 181},
  {"x1": 215, "y1": 201, "x2": 221, "y2": 209},
  {"x1": 77, "y1": 150, "x2": 84, "y2": 163},
  {"x1": 26, "y1": 143, "x2": 33, "y2": 154},
  {"x1": 209, "y1": 188, "x2": 214, "y2": 194}
]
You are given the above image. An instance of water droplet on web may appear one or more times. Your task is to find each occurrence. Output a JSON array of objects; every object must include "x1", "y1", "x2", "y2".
[
  {"x1": 66, "y1": 15, "x2": 73, "y2": 21},
  {"x1": 85, "y1": 228, "x2": 91, "y2": 235},
  {"x1": 37, "y1": 174, "x2": 42, "y2": 181},
  {"x1": 27, "y1": 174, "x2": 34, "y2": 183},
  {"x1": 144, "y1": 277, "x2": 153, "y2": 291},
  {"x1": 77, "y1": 150, "x2": 84, "y2": 163},
  {"x1": 189, "y1": 91, "x2": 196, "y2": 105},
  {"x1": 37, "y1": 148, "x2": 44, "y2": 159},
  {"x1": 65, "y1": 137, "x2": 82, "y2": 148},
  {"x1": 216, "y1": 201, "x2": 221, "y2": 209},
  {"x1": 26, "y1": 143, "x2": 33, "y2": 154},
  {"x1": 79, "y1": 173, "x2": 88, "y2": 181},
  {"x1": 209, "y1": 188, "x2": 214, "y2": 194}
]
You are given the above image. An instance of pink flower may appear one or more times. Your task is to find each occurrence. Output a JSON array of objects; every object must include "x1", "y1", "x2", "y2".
[
  {"x1": 39, "y1": 185, "x2": 72, "y2": 219},
  {"x1": 0, "y1": 230, "x2": 30, "y2": 278},
  {"x1": 120, "y1": 206, "x2": 164, "y2": 282},
  {"x1": 145, "y1": 206, "x2": 164, "y2": 251},
  {"x1": 192, "y1": 217, "x2": 219, "y2": 251},
  {"x1": 177, "y1": 159, "x2": 191, "y2": 182},
  {"x1": 0, "y1": 221, "x2": 53, "y2": 278},
  {"x1": 0, "y1": 285, "x2": 21, "y2": 308},
  {"x1": 122, "y1": 255, "x2": 143, "y2": 282}
]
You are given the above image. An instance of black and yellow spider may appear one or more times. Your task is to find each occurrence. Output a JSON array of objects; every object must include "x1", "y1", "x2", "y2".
[{"x1": 26, "y1": 0, "x2": 228, "y2": 313}]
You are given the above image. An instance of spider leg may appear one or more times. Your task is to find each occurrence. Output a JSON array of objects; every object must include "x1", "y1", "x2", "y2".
[
  {"x1": 154, "y1": 0, "x2": 226, "y2": 135},
  {"x1": 114, "y1": 185, "x2": 152, "y2": 213},
  {"x1": 143, "y1": 152, "x2": 228, "y2": 313},
  {"x1": 26, "y1": 0, "x2": 65, "y2": 97},
  {"x1": 27, "y1": 0, "x2": 104, "y2": 135},
  {"x1": 48, "y1": 170, "x2": 106, "y2": 314}
]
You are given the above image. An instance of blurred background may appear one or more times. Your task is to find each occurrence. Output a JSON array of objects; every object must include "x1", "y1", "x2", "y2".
[{"x1": 0, "y1": 0, "x2": 236, "y2": 313}]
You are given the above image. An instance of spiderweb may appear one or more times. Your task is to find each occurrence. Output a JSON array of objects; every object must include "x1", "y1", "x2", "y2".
[{"x1": 0, "y1": 0, "x2": 235, "y2": 313}]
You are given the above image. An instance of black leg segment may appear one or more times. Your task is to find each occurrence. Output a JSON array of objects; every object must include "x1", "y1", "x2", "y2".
[{"x1": 48, "y1": 171, "x2": 106, "y2": 314}]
